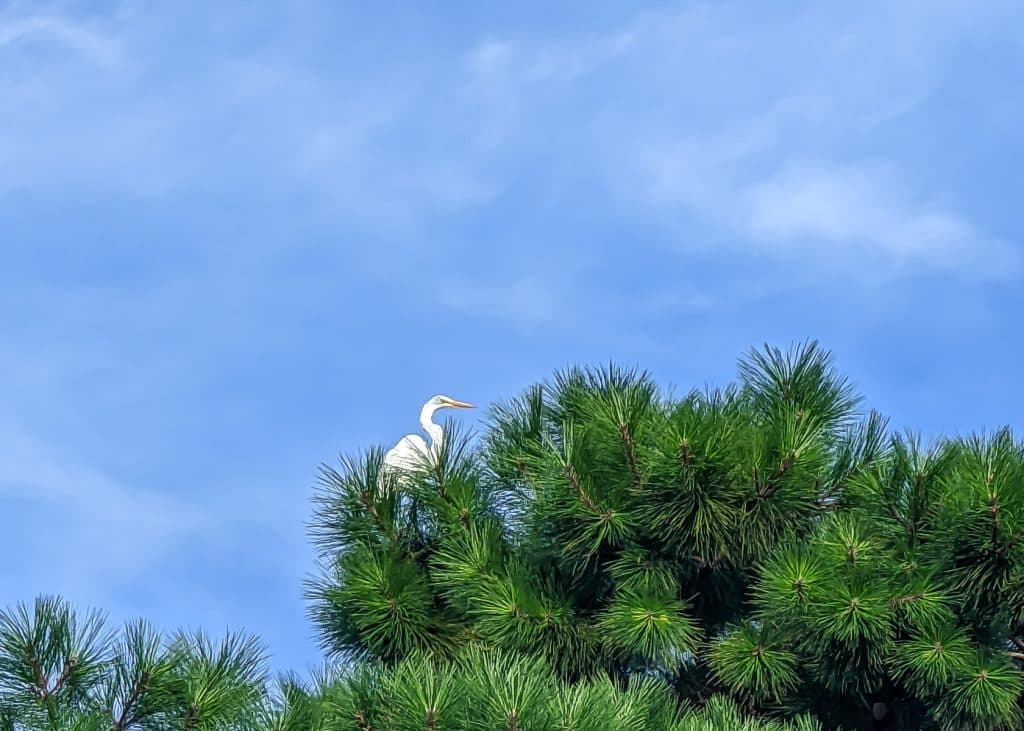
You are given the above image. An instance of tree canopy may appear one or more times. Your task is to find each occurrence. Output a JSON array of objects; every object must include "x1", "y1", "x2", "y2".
[{"x1": 5, "y1": 342, "x2": 1024, "y2": 729}]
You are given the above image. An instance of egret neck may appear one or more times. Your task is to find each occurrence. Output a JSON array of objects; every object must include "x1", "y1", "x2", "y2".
[{"x1": 420, "y1": 400, "x2": 446, "y2": 458}]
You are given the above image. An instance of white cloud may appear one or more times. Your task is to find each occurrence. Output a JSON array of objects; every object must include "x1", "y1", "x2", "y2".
[
  {"x1": 437, "y1": 276, "x2": 561, "y2": 327},
  {"x1": 636, "y1": 140, "x2": 1018, "y2": 279},
  {"x1": 575, "y1": 3, "x2": 1024, "y2": 282},
  {"x1": 0, "y1": 413, "x2": 312, "y2": 627},
  {"x1": 1, "y1": 0, "x2": 1019, "y2": 308},
  {"x1": 743, "y1": 162, "x2": 1020, "y2": 275},
  {"x1": 465, "y1": 39, "x2": 517, "y2": 77},
  {"x1": 464, "y1": 29, "x2": 635, "y2": 84},
  {"x1": 0, "y1": 4, "x2": 494, "y2": 222},
  {"x1": 0, "y1": 13, "x2": 118, "y2": 62},
  {"x1": 0, "y1": 418, "x2": 211, "y2": 600},
  {"x1": 446, "y1": 2, "x2": 1024, "y2": 289}
]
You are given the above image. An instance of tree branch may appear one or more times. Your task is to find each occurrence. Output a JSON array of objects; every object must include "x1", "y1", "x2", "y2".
[
  {"x1": 561, "y1": 463, "x2": 598, "y2": 513},
  {"x1": 891, "y1": 593, "x2": 924, "y2": 607},
  {"x1": 885, "y1": 502, "x2": 913, "y2": 535},
  {"x1": 433, "y1": 459, "x2": 448, "y2": 502},
  {"x1": 113, "y1": 671, "x2": 149, "y2": 730},
  {"x1": 618, "y1": 422, "x2": 642, "y2": 489},
  {"x1": 21, "y1": 643, "x2": 48, "y2": 698},
  {"x1": 25, "y1": 646, "x2": 59, "y2": 731},
  {"x1": 359, "y1": 493, "x2": 395, "y2": 544},
  {"x1": 989, "y1": 495, "x2": 1000, "y2": 546},
  {"x1": 756, "y1": 451, "x2": 796, "y2": 499},
  {"x1": 183, "y1": 703, "x2": 201, "y2": 731},
  {"x1": 46, "y1": 656, "x2": 76, "y2": 698},
  {"x1": 678, "y1": 438, "x2": 691, "y2": 471}
]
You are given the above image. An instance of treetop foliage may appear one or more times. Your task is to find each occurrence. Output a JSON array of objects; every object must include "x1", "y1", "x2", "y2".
[{"x1": 6, "y1": 341, "x2": 1024, "y2": 729}]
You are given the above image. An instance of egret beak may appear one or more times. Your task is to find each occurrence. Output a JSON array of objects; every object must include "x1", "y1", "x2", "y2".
[{"x1": 443, "y1": 398, "x2": 474, "y2": 409}]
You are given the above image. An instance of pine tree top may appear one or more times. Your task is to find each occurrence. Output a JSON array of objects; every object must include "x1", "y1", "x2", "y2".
[{"x1": 6, "y1": 342, "x2": 1024, "y2": 730}]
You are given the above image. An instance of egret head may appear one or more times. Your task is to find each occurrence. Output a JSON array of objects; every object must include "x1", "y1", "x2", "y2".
[{"x1": 428, "y1": 394, "x2": 474, "y2": 410}]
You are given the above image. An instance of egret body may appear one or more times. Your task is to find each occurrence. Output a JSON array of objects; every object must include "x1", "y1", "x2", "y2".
[{"x1": 382, "y1": 395, "x2": 474, "y2": 478}]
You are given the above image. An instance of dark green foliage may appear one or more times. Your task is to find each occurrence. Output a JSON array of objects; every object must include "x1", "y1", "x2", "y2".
[
  {"x1": 0, "y1": 596, "x2": 266, "y2": 730},
  {"x1": 7, "y1": 341, "x2": 1024, "y2": 729},
  {"x1": 286, "y1": 648, "x2": 823, "y2": 731},
  {"x1": 308, "y1": 341, "x2": 1024, "y2": 729}
]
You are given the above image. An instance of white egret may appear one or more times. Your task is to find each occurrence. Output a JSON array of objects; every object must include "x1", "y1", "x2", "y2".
[{"x1": 381, "y1": 395, "x2": 474, "y2": 483}]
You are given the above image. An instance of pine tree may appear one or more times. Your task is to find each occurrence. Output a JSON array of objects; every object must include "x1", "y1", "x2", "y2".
[
  {"x1": 307, "y1": 341, "x2": 1024, "y2": 729},
  {"x1": 6, "y1": 341, "x2": 1024, "y2": 729},
  {"x1": 0, "y1": 595, "x2": 268, "y2": 730}
]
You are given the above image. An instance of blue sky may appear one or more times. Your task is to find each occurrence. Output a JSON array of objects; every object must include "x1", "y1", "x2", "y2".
[{"x1": 2, "y1": 0, "x2": 1023, "y2": 673}]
